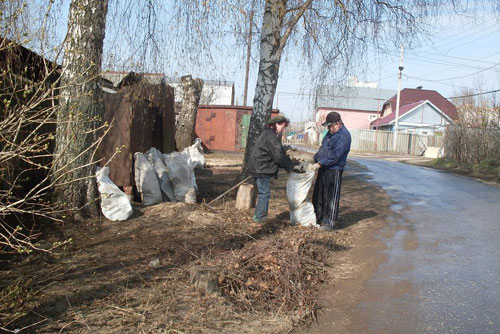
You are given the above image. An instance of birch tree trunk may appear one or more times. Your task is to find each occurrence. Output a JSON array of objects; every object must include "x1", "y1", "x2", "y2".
[
  {"x1": 241, "y1": 0, "x2": 286, "y2": 173},
  {"x1": 53, "y1": 0, "x2": 109, "y2": 218},
  {"x1": 175, "y1": 75, "x2": 204, "y2": 151}
]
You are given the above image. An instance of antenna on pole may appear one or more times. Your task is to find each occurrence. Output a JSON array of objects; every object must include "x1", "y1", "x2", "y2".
[{"x1": 393, "y1": 45, "x2": 404, "y2": 152}]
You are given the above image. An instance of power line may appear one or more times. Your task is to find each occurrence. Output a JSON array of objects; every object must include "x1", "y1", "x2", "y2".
[
  {"x1": 423, "y1": 50, "x2": 500, "y2": 65},
  {"x1": 429, "y1": 63, "x2": 500, "y2": 81},
  {"x1": 447, "y1": 89, "x2": 500, "y2": 99},
  {"x1": 419, "y1": 20, "x2": 500, "y2": 52},
  {"x1": 365, "y1": 21, "x2": 500, "y2": 83},
  {"x1": 404, "y1": 75, "x2": 472, "y2": 90},
  {"x1": 379, "y1": 48, "x2": 500, "y2": 72},
  {"x1": 443, "y1": 26, "x2": 500, "y2": 52}
]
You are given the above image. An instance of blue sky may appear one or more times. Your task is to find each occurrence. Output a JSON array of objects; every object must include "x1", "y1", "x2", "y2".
[
  {"x1": 273, "y1": 12, "x2": 500, "y2": 122},
  {"x1": 23, "y1": 1, "x2": 499, "y2": 123}
]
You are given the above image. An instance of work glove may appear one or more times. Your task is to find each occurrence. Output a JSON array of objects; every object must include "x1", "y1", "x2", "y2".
[
  {"x1": 292, "y1": 163, "x2": 306, "y2": 174},
  {"x1": 311, "y1": 163, "x2": 321, "y2": 170}
]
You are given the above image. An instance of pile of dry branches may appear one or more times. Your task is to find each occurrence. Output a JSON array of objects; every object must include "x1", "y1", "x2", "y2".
[{"x1": 202, "y1": 229, "x2": 342, "y2": 322}]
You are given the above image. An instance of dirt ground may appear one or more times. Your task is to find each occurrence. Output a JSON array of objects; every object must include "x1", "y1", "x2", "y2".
[{"x1": 0, "y1": 151, "x2": 392, "y2": 334}]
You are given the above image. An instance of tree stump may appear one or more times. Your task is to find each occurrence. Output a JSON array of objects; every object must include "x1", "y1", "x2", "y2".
[{"x1": 235, "y1": 183, "x2": 255, "y2": 210}]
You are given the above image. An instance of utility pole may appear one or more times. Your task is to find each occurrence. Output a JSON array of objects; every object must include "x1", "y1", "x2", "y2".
[
  {"x1": 393, "y1": 45, "x2": 404, "y2": 152},
  {"x1": 243, "y1": 1, "x2": 255, "y2": 106}
]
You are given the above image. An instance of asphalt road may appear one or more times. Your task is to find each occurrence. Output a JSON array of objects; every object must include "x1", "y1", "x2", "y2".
[{"x1": 342, "y1": 157, "x2": 500, "y2": 334}]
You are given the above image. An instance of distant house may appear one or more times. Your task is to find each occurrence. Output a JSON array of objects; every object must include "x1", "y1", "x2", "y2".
[
  {"x1": 304, "y1": 121, "x2": 319, "y2": 145},
  {"x1": 371, "y1": 88, "x2": 457, "y2": 134},
  {"x1": 315, "y1": 84, "x2": 396, "y2": 130},
  {"x1": 380, "y1": 88, "x2": 457, "y2": 120},
  {"x1": 370, "y1": 100, "x2": 454, "y2": 135}
]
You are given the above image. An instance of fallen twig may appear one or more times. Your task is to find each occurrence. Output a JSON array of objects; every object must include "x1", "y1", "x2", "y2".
[{"x1": 208, "y1": 176, "x2": 251, "y2": 205}]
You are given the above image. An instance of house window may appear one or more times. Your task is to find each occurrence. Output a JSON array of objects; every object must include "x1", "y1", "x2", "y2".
[
  {"x1": 406, "y1": 129, "x2": 415, "y2": 134},
  {"x1": 369, "y1": 114, "x2": 377, "y2": 121},
  {"x1": 420, "y1": 130, "x2": 428, "y2": 136}
]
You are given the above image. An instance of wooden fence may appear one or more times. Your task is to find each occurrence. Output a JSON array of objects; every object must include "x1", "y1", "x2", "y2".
[{"x1": 284, "y1": 128, "x2": 445, "y2": 156}]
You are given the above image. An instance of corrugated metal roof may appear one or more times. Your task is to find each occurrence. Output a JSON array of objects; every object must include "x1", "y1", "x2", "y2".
[
  {"x1": 316, "y1": 85, "x2": 396, "y2": 111},
  {"x1": 101, "y1": 71, "x2": 164, "y2": 87}
]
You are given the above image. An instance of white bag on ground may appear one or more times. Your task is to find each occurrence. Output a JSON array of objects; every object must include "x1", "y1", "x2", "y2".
[
  {"x1": 163, "y1": 151, "x2": 196, "y2": 203},
  {"x1": 145, "y1": 147, "x2": 175, "y2": 201},
  {"x1": 286, "y1": 164, "x2": 318, "y2": 227},
  {"x1": 290, "y1": 202, "x2": 316, "y2": 227},
  {"x1": 183, "y1": 138, "x2": 205, "y2": 170},
  {"x1": 96, "y1": 167, "x2": 133, "y2": 221},
  {"x1": 134, "y1": 152, "x2": 162, "y2": 206}
]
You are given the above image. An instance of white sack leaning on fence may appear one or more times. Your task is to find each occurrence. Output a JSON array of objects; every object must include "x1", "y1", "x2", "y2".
[
  {"x1": 145, "y1": 147, "x2": 175, "y2": 201},
  {"x1": 96, "y1": 167, "x2": 133, "y2": 221},
  {"x1": 162, "y1": 151, "x2": 196, "y2": 203},
  {"x1": 134, "y1": 152, "x2": 163, "y2": 206},
  {"x1": 134, "y1": 140, "x2": 205, "y2": 205},
  {"x1": 286, "y1": 163, "x2": 318, "y2": 227}
]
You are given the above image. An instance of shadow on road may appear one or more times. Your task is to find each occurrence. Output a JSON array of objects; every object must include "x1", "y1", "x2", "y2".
[{"x1": 338, "y1": 210, "x2": 377, "y2": 229}]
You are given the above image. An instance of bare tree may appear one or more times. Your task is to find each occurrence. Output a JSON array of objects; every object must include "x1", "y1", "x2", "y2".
[
  {"x1": 240, "y1": 0, "x2": 463, "y2": 172},
  {"x1": 52, "y1": 0, "x2": 109, "y2": 219}
]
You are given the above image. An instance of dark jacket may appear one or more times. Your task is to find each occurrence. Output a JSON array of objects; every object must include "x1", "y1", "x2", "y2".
[
  {"x1": 314, "y1": 125, "x2": 351, "y2": 170},
  {"x1": 248, "y1": 127, "x2": 294, "y2": 178}
]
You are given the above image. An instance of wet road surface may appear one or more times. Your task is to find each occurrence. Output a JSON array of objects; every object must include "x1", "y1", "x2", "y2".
[{"x1": 342, "y1": 157, "x2": 500, "y2": 334}]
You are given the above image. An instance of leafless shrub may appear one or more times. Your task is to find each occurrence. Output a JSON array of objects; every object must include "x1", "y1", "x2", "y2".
[
  {"x1": 0, "y1": 38, "x2": 110, "y2": 254},
  {"x1": 445, "y1": 96, "x2": 500, "y2": 165}
]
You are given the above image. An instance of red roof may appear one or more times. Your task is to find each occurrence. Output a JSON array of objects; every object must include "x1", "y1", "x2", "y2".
[
  {"x1": 383, "y1": 88, "x2": 457, "y2": 120},
  {"x1": 371, "y1": 101, "x2": 425, "y2": 127}
]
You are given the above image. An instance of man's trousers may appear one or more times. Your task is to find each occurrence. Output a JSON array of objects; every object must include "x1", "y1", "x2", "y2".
[{"x1": 312, "y1": 168, "x2": 344, "y2": 228}]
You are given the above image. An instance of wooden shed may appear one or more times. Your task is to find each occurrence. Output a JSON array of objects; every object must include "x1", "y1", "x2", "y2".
[
  {"x1": 195, "y1": 105, "x2": 279, "y2": 151},
  {"x1": 99, "y1": 80, "x2": 175, "y2": 189}
]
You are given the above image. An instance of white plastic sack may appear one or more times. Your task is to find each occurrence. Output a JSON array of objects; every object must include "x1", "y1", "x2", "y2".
[
  {"x1": 96, "y1": 167, "x2": 133, "y2": 221},
  {"x1": 163, "y1": 151, "x2": 196, "y2": 203},
  {"x1": 134, "y1": 152, "x2": 162, "y2": 206},
  {"x1": 286, "y1": 164, "x2": 318, "y2": 227},
  {"x1": 145, "y1": 147, "x2": 175, "y2": 201},
  {"x1": 290, "y1": 202, "x2": 317, "y2": 227},
  {"x1": 183, "y1": 138, "x2": 205, "y2": 170}
]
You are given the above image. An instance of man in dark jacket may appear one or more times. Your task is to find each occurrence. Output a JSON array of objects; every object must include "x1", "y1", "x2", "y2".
[
  {"x1": 248, "y1": 115, "x2": 300, "y2": 223},
  {"x1": 312, "y1": 111, "x2": 351, "y2": 231}
]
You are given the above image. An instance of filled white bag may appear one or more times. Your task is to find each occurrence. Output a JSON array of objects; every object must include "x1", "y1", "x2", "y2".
[
  {"x1": 96, "y1": 167, "x2": 133, "y2": 221},
  {"x1": 289, "y1": 202, "x2": 316, "y2": 227},
  {"x1": 134, "y1": 152, "x2": 162, "y2": 206},
  {"x1": 183, "y1": 138, "x2": 205, "y2": 170},
  {"x1": 145, "y1": 147, "x2": 175, "y2": 201},
  {"x1": 163, "y1": 151, "x2": 196, "y2": 203},
  {"x1": 286, "y1": 164, "x2": 318, "y2": 227}
]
